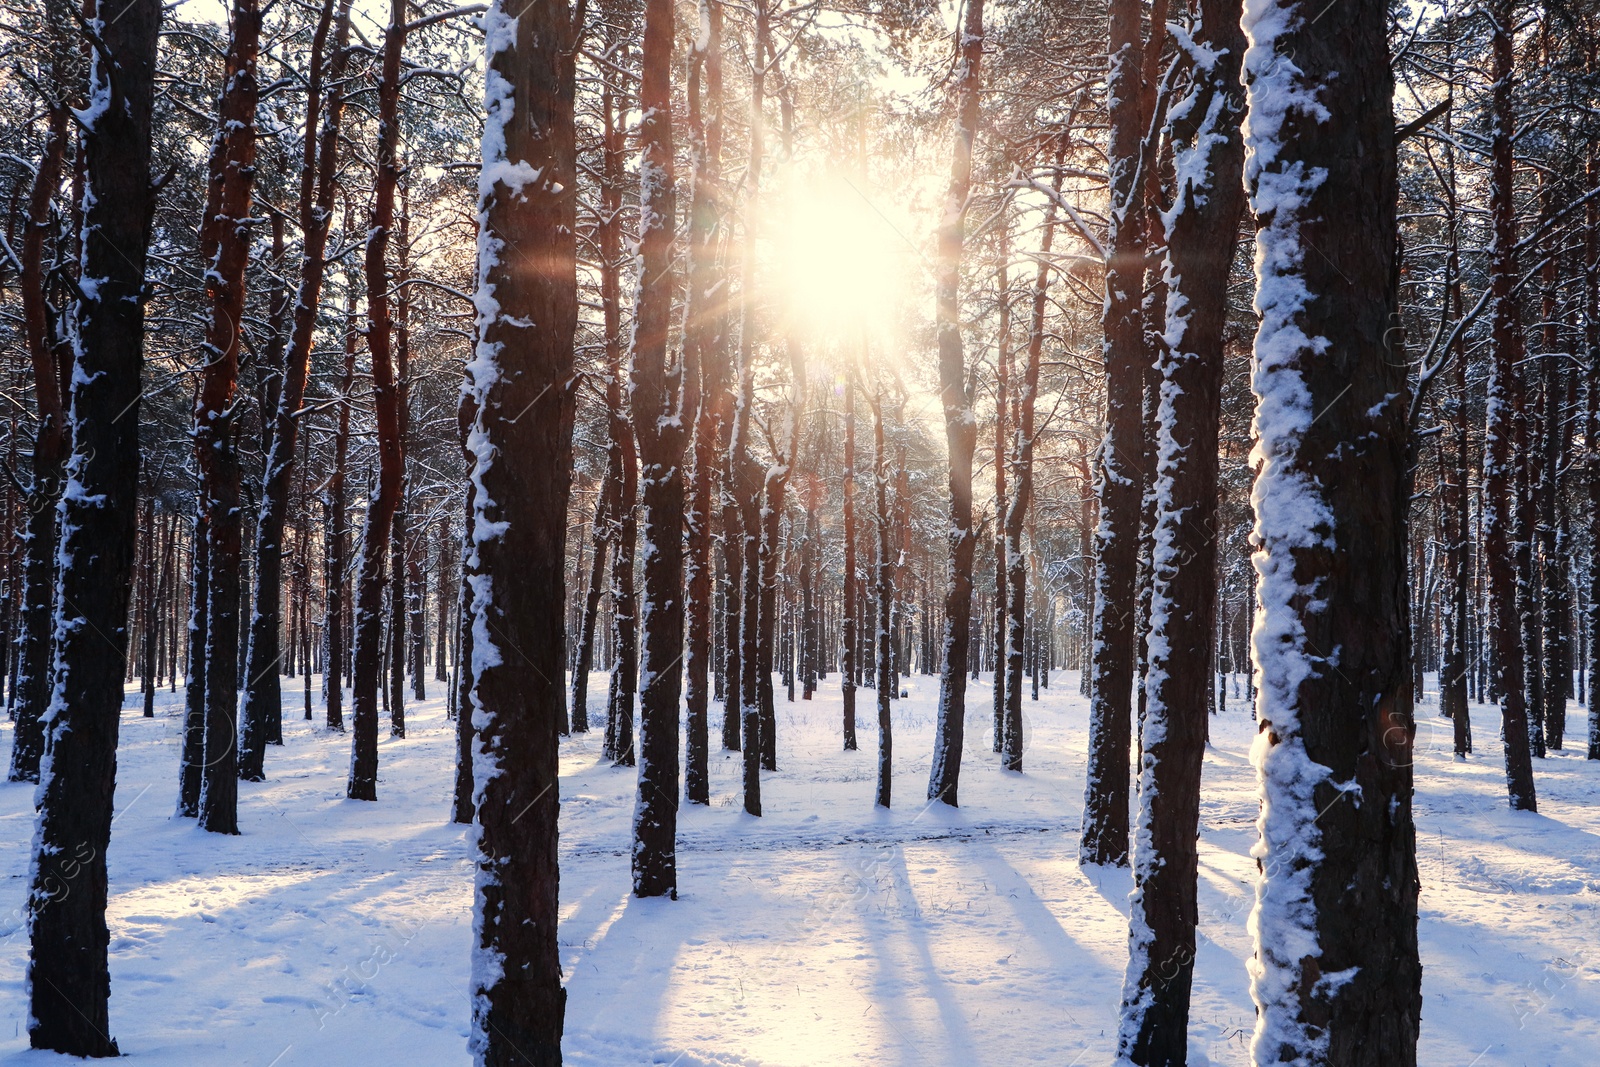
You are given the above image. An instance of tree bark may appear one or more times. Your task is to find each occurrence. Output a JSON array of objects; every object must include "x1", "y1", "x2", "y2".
[
  {"x1": 7, "y1": 81, "x2": 69, "y2": 784},
  {"x1": 1241, "y1": 0, "x2": 1423, "y2": 1056},
  {"x1": 195, "y1": 0, "x2": 263, "y2": 834},
  {"x1": 323, "y1": 287, "x2": 358, "y2": 734},
  {"x1": 870, "y1": 381, "x2": 894, "y2": 808},
  {"x1": 597, "y1": 28, "x2": 637, "y2": 766},
  {"x1": 25, "y1": 0, "x2": 161, "y2": 1049},
  {"x1": 1587, "y1": 141, "x2": 1600, "y2": 760},
  {"x1": 682, "y1": 0, "x2": 726, "y2": 805},
  {"x1": 452, "y1": 389, "x2": 478, "y2": 825},
  {"x1": 1483, "y1": 0, "x2": 1538, "y2": 808},
  {"x1": 1081, "y1": 0, "x2": 1147, "y2": 867},
  {"x1": 841, "y1": 360, "x2": 860, "y2": 751},
  {"x1": 992, "y1": 226, "x2": 1010, "y2": 755},
  {"x1": 927, "y1": 0, "x2": 984, "y2": 808},
  {"x1": 178, "y1": 514, "x2": 208, "y2": 815},
  {"x1": 467, "y1": 0, "x2": 578, "y2": 1058},
  {"x1": 1004, "y1": 137, "x2": 1066, "y2": 775},
  {"x1": 729, "y1": 0, "x2": 771, "y2": 816},
  {"x1": 1117, "y1": 1, "x2": 1246, "y2": 1053},
  {"x1": 630, "y1": 0, "x2": 685, "y2": 899},
  {"x1": 239, "y1": 0, "x2": 352, "y2": 779},
  {"x1": 346, "y1": 0, "x2": 407, "y2": 801},
  {"x1": 569, "y1": 488, "x2": 610, "y2": 733}
]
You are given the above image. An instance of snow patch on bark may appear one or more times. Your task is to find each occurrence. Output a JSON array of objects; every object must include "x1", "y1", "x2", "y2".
[{"x1": 1240, "y1": 0, "x2": 1340, "y2": 1061}]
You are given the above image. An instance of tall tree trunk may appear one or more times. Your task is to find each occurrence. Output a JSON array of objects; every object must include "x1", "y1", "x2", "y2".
[
  {"x1": 682, "y1": 0, "x2": 726, "y2": 804},
  {"x1": 435, "y1": 516, "x2": 452, "y2": 684},
  {"x1": 7, "y1": 70, "x2": 70, "y2": 784},
  {"x1": 1081, "y1": 0, "x2": 1146, "y2": 866},
  {"x1": 992, "y1": 226, "x2": 1010, "y2": 755},
  {"x1": 140, "y1": 498, "x2": 158, "y2": 716},
  {"x1": 598, "y1": 31, "x2": 637, "y2": 766},
  {"x1": 178, "y1": 514, "x2": 208, "y2": 815},
  {"x1": 1483, "y1": 0, "x2": 1538, "y2": 808},
  {"x1": 926, "y1": 0, "x2": 984, "y2": 808},
  {"x1": 1538, "y1": 204, "x2": 1566, "y2": 750},
  {"x1": 1241, "y1": 0, "x2": 1423, "y2": 1057},
  {"x1": 390, "y1": 504, "x2": 409, "y2": 734},
  {"x1": 870, "y1": 381, "x2": 894, "y2": 808},
  {"x1": 1587, "y1": 140, "x2": 1600, "y2": 760},
  {"x1": 1439, "y1": 122, "x2": 1472, "y2": 755},
  {"x1": 1004, "y1": 136, "x2": 1066, "y2": 775},
  {"x1": 25, "y1": 0, "x2": 161, "y2": 1049},
  {"x1": 630, "y1": 0, "x2": 684, "y2": 897},
  {"x1": 387, "y1": 194, "x2": 413, "y2": 733},
  {"x1": 323, "y1": 287, "x2": 358, "y2": 733},
  {"x1": 451, "y1": 387, "x2": 478, "y2": 823},
  {"x1": 195, "y1": 0, "x2": 263, "y2": 833},
  {"x1": 239, "y1": 0, "x2": 352, "y2": 778},
  {"x1": 758, "y1": 405, "x2": 798, "y2": 771},
  {"x1": 730, "y1": 0, "x2": 771, "y2": 816},
  {"x1": 1518, "y1": 356, "x2": 1544, "y2": 758},
  {"x1": 467, "y1": 0, "x2": 578, "y2": 1058},
  {"x1": 570, "y1": 488, "x2": 610, "y2": 732},
  {"x1": 841, "y1": 360, "x2": 860, "y2": 751},
  {"x1": 346, "y1": 0, "x2": 407, "y2": 801},
  {"x1": 400, "y1": 210, "x2": 426, "y2": 706},
  {"x1": 720, "y1": 463, "x2": 744, "y2": 750},
  {"x1": 1117, "y1": 0, "x2": 1246, "y2": 1053}
]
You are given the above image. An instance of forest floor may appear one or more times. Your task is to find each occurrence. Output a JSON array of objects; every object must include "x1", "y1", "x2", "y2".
[{"x1": 0, "y1": 672, "x2": 1595, "y2": 1065}]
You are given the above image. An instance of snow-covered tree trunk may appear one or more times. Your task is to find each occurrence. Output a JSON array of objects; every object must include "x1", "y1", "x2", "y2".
[
  {"x1": 570, "y1": 488, "x2": 611, "y2": 734},
  {"x1": 727, "y1": 0, "x2": 771, "y2": 816},
  {"x1": 1438, "y1": 151, "x2": 1472, "y2": 755},
  {"x1": 1587, "y1": 141, "x2": 1600, "y2": 761},
  {"x1": 467, "y1": 0, "x2": 578, "y2": 1059},
  {"x1": 195, "y1": 0, "x2": 263, "y2": 832},
  {"x1": 1537, "y1": 200, "x2": 1568, "y2": 749},
  {"x1": 870, "y1": 383, "x2": 895, "y2": 808},
  {"x1": 1004, "y1": 135, "x2": 1066, "y2": 775},
  {"x1": 178, "y1": 512, "x2": 208, "y2": 816},
  {"x1": 992, "y1": 226, "x2": 1010, "y2": 755},
  {"x1": 842, "y1": 366, "x2": 860, "y2": 751},
  {"x1": 1483, "y1": 0, "x2": 1538, "y2": 807},
  {"x1": 435, "y1": 516, "x2": 452, "y2": 684},
  {"x1": 682, "y1": 0, "x2": 727, "y2": 804},
  {"x1": 346, "y1": 0, "x2": 407, "y2": 802},
  {"x1": 720, "y1": 486, "x2": 745, "y2": 750},
  {"x1": 452, "y1": 394, "x2": 478, "y2": 825},
  {"x1": 1116, "y1": 0, "x2": 1246, "y2": 1055},
  {"x1": 1241, "y1": 0, "x2": 1422, "y2": 1058},
  {"x1": 389, "y1": 200, "x2": 415, "y2": 733},
  {"x1": 323, "y1": 286, "x2": 359, "y2": 734},
  {"x1": 758, "y1": 433, "x2": 795, "y2": 771},
  {"x1": 239, "y1": 0, "x2": 351, "y2": 780},
  {"x1": 1082, "y1": 0, "x2": 1148, "y2": 867},
  {"x1": 630, "y1": 0, "x2": 685, "y2": 899},
  {"x1": 25, "y1": 0, "x2": 161, "y2": 1049},
  {"x1": 7, "y1": 75, "x2": 69, "y2": 784},
  {"x1": 598, "y1": 31, "x2": 638, "y2": 765},
  {"x1": 927, "y1": 0, "x2": 984, "y2": 807}
]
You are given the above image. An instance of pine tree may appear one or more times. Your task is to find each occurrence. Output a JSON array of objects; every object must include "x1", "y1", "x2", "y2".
[
  {"x1": 926, "y1": 0, "x2": 984, "y2": 808},
  {"x1": 630, "y1": 0, "x2": 685, "y2": 898},
  {"x1": 1241, "y1": 0, "x2": 1422, "y2": 1056},
  {"x1": 25, "y1": 0, "x2": 163, "y2": 1049},
  {"x1": 466, "y1": 0, "x2": 579, "y2": 1059},
  {"x1": 1117, "y1": 0, "x2": 1247, "y2": 1052}
]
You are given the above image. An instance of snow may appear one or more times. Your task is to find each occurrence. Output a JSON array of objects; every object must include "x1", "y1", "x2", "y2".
[{"x1": 0, "y1": 676, "x2": 1595, "y2": 1062}]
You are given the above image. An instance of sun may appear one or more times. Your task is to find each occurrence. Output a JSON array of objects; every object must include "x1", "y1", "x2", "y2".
[{"x1": 772, "y1": 167, "x2": 920, "y2": 345}]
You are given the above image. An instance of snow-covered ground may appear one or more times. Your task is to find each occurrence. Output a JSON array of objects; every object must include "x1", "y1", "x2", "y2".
[{"x1": 0, "y1": 672, "x2": 1594, "y2": 1064}]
